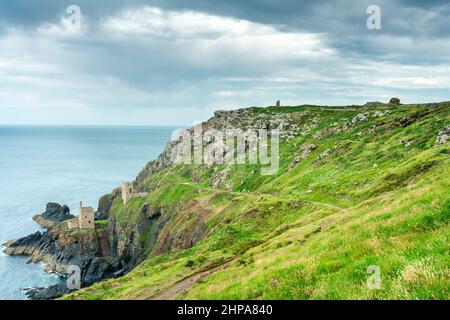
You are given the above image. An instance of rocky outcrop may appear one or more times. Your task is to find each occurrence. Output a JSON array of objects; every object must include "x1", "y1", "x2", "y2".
[
  {"x1": 389, "y1": 98, "x2": 401, "y2": 105},
  {"x1": 287, "y1": 144, "x2": 317, "y2": 171},
  {"x1": 33, "y1": 202, "x2": 74, "y2": 229},
  {"x1": 314, "y1": 110, "x2": 390, "y2": 140},
  {"x1": 4, "y1": 194, "x2": 173, "y2": 299},
  {"x1": 3, "y1": 223, "x2": 112, "y2": 276},
  {"x1": 96, "y1": 188, "x2": 121, "y2": 220},
  {"x1": 436, "y1": 125, "x2": 450, "y2": 145},
  {"x1": 24, "y1": 284, "x2": 73, "y2": 300},
  {"x1": 3, "y1": 216, "x2": 119, "y2": 299},
  {"x1": 106, "y1": 203, "x2": 172, "y2": 270},
  {"x1": 134, "y1": 108, "x2": 310, "y2": 189},
  {"x1": 316, "y1": 148, "x2": 333, "y2": 162}
]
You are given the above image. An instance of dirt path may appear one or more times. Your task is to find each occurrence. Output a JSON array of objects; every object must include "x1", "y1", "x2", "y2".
[
  {"x1": 147, "y1": 198, "x2": 343, "y2": 300},
  {"x1": 147, "y1": 183, "x2": 344, "y2": 301},
  {"x1": 152, "y1": 262, "x2": 232, "y2": 300}
]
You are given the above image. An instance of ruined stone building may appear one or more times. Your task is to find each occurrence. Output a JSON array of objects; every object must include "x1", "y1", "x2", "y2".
[
  {"x1": 68, "y1": 201, "x2": 95, "y2": 230},
  {"x1": 122, "y1": 181, "x2": 134, "y2": 205},
  {"x1": 122, "y1": 181, "x2": 147, "y2": 205}
]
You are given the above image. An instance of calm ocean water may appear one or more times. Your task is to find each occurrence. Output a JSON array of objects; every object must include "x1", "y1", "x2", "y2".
[{"x1": 0, "y1": 125, "x2": 177, "y2": 300}]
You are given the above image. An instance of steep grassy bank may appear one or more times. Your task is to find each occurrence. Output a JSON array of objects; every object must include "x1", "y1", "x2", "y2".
[{"x1": 64, "y1": 102, "x2": 449, "y2": 300}]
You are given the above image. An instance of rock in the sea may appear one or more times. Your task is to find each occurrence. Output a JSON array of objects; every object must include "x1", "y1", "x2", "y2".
[
  {"x1": 25, "y1": 284, "x2": 74, "y2": 300},
  {"x1": 372, "y1": 110, "x2": 389, "y2": 117},
  {"x1": 3, "y1": 221, "x2": 116, "y2": 299},
  {"x1": 3, "y1": 231, "x2": 43, "y2": 256},
  {"x1": 33, "y1": 202, "x2": 74, "y2": 229}
]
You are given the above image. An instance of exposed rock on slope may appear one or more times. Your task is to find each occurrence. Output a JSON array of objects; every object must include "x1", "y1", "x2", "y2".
[
  {"x1": 96, "y1": 188, "x2": 121, "y2": 220},
  {"x1": 436, "y1": 125, "x2": 450, "y2": 145},
  {"x1": 287, "y1": 144, "x2": 317, "y2": 171},
  {"x1": 134, "y1": 108, "x2": 307, "y2": 190}
]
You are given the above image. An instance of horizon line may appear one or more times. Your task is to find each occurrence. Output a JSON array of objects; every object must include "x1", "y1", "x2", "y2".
[{"x1": 0, "y1": 123, "x2": 190, "y2": 127}]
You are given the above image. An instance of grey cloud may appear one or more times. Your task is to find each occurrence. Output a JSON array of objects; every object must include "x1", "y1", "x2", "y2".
[{"x1": 0, "y1": 0, "x2": 449, "y2": 125}]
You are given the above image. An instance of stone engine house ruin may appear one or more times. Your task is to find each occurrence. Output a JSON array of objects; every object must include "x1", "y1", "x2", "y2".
[{"x1": 122, "y1": 181, "x2": 147, "y2": 205}]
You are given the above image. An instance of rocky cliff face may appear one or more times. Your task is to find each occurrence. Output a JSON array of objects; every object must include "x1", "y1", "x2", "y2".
[
  {"x1": 133, "y1": 108, "x2": 304, "y2": 191},
  {"x1": 3, "y1": 215, "x2": 115, "y2": 299},
  {"x1": 5, "y1": 226, "x2": 110, "y2": 275},
  {"x1": 3, "y1": 200, "x2": 170, "y2": 299},
  {"x1": 96, "y1": 188, "x2": 121, "y2": 220},
  {"x1": 33, "y1": 202, "x2": 74, "y2": 229},
  {"x1": 135, "y1": 140, "x2": 179, "y2": 189}
]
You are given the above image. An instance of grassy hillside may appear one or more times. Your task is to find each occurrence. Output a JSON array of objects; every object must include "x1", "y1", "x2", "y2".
[{"x1": 64, "y1": 102, "x2": 449, "y2": 300}]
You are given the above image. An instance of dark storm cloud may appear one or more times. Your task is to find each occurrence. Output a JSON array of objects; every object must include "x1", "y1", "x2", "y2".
[
  {"x1": 3, "y1": 0, "x2": 448, "y2": 59},
  {"x1": 0, "y1": 0, "x2": 446, "y2": 32},
  {"x1": 2, "y1": 1, "x2": 449, "y2": 55}
]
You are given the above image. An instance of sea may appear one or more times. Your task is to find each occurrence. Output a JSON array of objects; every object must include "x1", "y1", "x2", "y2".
[{"x1": 0, "y1": 125, "x2": 177, "y2": 300}]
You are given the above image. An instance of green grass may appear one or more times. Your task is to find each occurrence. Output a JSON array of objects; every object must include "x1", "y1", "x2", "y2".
[{"x1": 63, "y1": 102, "x2": 450, "y2": 300}]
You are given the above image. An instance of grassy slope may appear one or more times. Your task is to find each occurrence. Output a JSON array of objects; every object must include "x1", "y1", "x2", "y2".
[{"x1": 64, "y1": 103, "x2": 450, "y2": 300}]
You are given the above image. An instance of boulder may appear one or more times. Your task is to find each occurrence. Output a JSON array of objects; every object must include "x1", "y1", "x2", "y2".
[{"x1": 389, "y1": 98, "x2": 401, "y2": 105}]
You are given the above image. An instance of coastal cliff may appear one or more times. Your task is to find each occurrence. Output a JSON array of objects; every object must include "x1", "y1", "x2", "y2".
[
  {"x1": 3, "y1": 200, "x2": 166, "y2": 299},
  {"x1": 4, "y1": 101, "x2": 450, "y2": 300}
]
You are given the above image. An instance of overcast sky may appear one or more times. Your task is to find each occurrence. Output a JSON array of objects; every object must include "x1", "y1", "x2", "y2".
[{"x1": 0, "y1": 0, "x2": 449, "y2": 125}]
